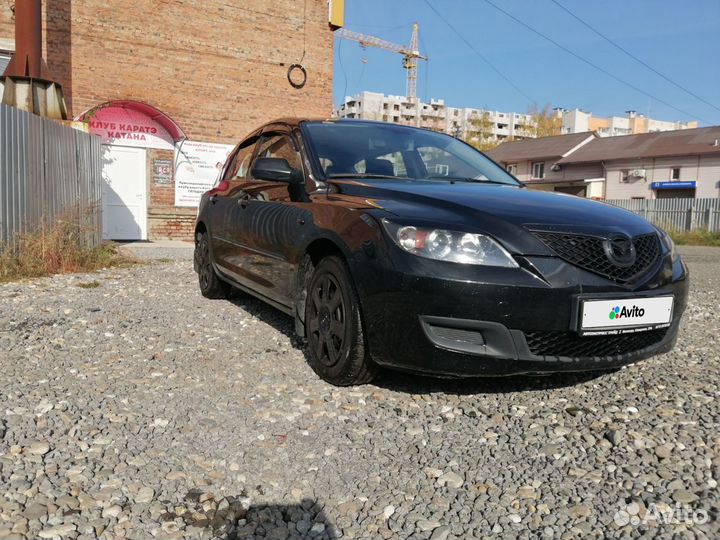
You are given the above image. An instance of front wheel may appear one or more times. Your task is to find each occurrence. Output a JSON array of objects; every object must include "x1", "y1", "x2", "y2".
[
  {"x1": 304, "y1": 256, "x2": 377, "y2": 386},
  {"x1": 195, "y1": 231, "x2": 231, "y2": 299}
]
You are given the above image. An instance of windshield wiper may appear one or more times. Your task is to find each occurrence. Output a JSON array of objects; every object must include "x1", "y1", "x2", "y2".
[
  {"x1": 425, "y1": 175, "x2": 521, "y2": 186},
  {"x1": 326, "y1": 173, "x2": 401, "y2": 180}
]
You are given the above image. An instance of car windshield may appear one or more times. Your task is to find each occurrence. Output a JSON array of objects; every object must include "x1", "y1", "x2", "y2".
[{"x1": 302, "y1": 121, "x2": 521, "y2": 186}]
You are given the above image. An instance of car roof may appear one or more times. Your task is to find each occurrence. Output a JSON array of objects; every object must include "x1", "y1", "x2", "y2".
[{"x1": 263, "y1": 117, "x2": 439, "y2": 132}]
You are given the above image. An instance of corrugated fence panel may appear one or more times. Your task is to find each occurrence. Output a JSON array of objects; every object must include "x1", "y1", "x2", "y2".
[
  {"x1": 0, "y1": 104, "x2": 102, "y2": 248},
  {"x1": 606, "y1": 198, "x2": 720, "y2": 233},
  {"x1": 26, "y1": 112, "x2": 45, "y2": 235},
  {"x1": 75, "y1": 130, "x2": 102, "y2": 246}
]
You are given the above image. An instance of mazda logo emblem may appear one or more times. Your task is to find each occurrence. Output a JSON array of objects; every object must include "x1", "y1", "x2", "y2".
[{"x1": 603, "y1": 234, "x2": 636, "y2": 267}]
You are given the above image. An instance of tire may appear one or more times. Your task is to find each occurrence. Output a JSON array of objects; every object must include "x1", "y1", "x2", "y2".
[
  {"x1": 304, "y1": 256, "x2": 377, "y2": 386},
  {"x1": 195, "y1": 230, "x2": 231, "y2": 299}
]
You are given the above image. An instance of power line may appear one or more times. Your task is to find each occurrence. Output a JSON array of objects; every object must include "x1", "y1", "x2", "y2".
[
  {"x1": 480, "y1": 0, "x2": 713, "y2": 124},
  {"x1": 422, "y1": 0, "x2": 536, "y2": 104},
  {"x1": 548, "y1": 0, "x2": 720, "y2": 115}
]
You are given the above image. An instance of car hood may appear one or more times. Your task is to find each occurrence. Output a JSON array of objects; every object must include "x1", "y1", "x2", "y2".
[{"x1": 330, "y1": 179, "x2": 657, "y2": 254}]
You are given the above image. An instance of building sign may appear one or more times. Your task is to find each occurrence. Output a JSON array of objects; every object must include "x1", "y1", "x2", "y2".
[
  {"x1": 153, "y1": 158, "x2": 173, "y2": 185},
  {"x1": 174, "y1": 141, "x2": 235, "y2": 207},
  {"x1": 650, "y1": 181, "x2": 697, "y2": 190},
  {"x1": 87, "y1": 106, "x2": 175, "y2": 149}
]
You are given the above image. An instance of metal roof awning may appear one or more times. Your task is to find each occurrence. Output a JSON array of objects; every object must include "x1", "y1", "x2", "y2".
[{"x1": 75, "y1": 100, "x2": 186, "y2": 142}]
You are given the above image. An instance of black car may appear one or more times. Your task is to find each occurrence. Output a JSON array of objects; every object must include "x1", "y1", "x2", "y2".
[{"x1": 194, "y1": 119, "x2": 688, "y2": 386}]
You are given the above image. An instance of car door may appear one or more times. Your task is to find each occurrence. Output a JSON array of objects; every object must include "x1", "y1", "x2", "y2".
[
  {"x1": 208, "y1": 133, "x2": 260, "y2": 273},
  {"x1": 229, "y1": 128, "x2": 313, "y2": 307}
]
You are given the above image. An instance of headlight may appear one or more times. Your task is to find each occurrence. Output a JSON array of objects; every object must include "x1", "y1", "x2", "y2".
[
  {"x1": 656, "y1": 227, "x2": 678, "y2": 261},
  {"x1": 382, "y1": 220, "x2": 518, "y2": 267}
]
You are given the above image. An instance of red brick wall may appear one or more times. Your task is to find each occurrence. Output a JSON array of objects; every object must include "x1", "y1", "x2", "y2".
[
  {"x1": 148, "y1": 149, "x2": 175, "y2": 207},
  {"x1": 0, "y1": 0, "x2": 333, "y2": 143},
  {"x1": 0, "y1": 1, "x2": 334, "y2": 240}
]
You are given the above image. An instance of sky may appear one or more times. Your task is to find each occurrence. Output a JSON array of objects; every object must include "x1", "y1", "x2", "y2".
[{"x1": 333, "y1": 0, "x2": 720, "y2": 126}]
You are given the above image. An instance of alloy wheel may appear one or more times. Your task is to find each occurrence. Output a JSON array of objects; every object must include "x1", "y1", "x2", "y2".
[
  {"x1": 307, "y1": 273, "x2": 346, "y2": 367},
  {"x1": 199, "y1": 238, "x2": 212, "y2": 291}
]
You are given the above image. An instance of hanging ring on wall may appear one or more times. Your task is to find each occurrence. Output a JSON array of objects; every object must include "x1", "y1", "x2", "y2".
[{"x1": 287, "y1": 64, "x2": 307, "y2": 89}]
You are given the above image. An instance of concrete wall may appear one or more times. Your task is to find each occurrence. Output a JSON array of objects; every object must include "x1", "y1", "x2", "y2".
[
  {"x1": 505, "y1": 159, "x2": 602, "y2": 185},
  {"x1": 604, "y1": 155, "x2": 720, "y2": 199},
  {"x1": 503, "y1": 154, "x2": 720, "y2": 200}
]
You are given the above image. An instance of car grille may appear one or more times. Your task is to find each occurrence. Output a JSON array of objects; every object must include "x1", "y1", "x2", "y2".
[
  {"x1": 524, "y1": 328, "x2": 668, "y2": 358},
  {"x1": 531, "y1": 231, "x2": 661, "y2": 282}
]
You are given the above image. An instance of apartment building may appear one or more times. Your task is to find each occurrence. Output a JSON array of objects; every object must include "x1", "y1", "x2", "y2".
[
  {"x1": 335, "y1": 91, "x2": 533, "y2": 143},
  {"x1": 487, "y1": 126, "x2": 720, "y2": 199},
  {"x1": 559, "y1": 108, "x2": 697, "y2": 137}
]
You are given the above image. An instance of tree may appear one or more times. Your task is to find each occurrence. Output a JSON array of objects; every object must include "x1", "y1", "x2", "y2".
[
  {"x1": 464, "y1": 111, "x2": 499, "y2": 151},
  {"x1": 525, "y1": 103, "x2": 562, "y2": 138}
]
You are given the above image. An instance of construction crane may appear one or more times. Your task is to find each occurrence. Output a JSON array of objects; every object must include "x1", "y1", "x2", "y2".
[{"x1": 337, "y1": 23, "x2": 427, "y2": 101}]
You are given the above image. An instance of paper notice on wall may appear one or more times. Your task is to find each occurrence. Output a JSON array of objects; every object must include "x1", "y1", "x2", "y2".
[{"x1": 174, "y1": 141, "x2": 235, "y2": 207}]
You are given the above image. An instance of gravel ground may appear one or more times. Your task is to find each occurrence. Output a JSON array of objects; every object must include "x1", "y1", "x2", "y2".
[{"x1": 0, "y1": 244, "x2": 717, "y2": 540}]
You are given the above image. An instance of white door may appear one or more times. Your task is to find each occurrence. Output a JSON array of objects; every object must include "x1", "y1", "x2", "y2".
[{"x1": 101, "y1": 146, "x2": 147, "y2": 240}]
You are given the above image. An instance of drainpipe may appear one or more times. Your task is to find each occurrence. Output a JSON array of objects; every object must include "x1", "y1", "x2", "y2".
[{"x1": 0, "y1": 0, "x2": 68, "y2": 119}]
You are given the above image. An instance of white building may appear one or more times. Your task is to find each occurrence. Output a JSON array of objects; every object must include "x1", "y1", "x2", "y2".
[
  {"x1": 334, "y1": 91, "x2": 533, "y2": 144},
  {"x1": 558, "y1": 108, "x2": 697, "y2": 137}
]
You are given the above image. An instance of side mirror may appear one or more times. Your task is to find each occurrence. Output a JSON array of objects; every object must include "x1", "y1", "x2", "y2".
[{"x1": 251, "y1": 157, "x2": 303, "y2": 184}]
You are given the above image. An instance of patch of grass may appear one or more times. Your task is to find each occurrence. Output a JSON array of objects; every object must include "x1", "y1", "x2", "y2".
[
  {"x1": 0, "y1": 218, "x2": 136, "y2": 283},
  {"x1": 668, "y1": 230, "x2": 720, "y2": 247},
  {"x1": 76, "y1": 281, "x2": 101, "y2": 289},
  {"x1": 156, "y1": 257, "x2": 173, "y2": 263}
]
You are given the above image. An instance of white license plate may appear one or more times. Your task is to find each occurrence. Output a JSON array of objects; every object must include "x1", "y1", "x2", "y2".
[{"x1": 580, "y1": 296, "x2": 673, "y2": 335}]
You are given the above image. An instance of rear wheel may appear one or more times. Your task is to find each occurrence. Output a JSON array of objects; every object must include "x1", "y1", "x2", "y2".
[
  {"x1": 195, "y1": 230, "x2": 231, "y2": 299},
  {"x1": 305, "y1": 256, "x2": 377, "y2": 386}
]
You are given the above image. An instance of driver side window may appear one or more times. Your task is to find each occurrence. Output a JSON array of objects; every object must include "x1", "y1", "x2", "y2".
[
  {"x1": 254, "y1": 134, "x2": 303, "y2": 173},
  {"x1": 223, "y1": 135, "x2": 259, "y2": 182}
]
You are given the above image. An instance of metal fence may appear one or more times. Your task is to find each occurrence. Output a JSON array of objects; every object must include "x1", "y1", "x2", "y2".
[
  {"x1": 605, "y1": 198, "x2": 720, "y2": 233},
  {"x1": 0, "y1": 104, "x2": 102, "y2": 247}
]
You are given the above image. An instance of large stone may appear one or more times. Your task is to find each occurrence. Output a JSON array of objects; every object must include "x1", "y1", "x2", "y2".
[
  {"x1": 655, "y1": 443, "x2": 673, "y2": 459},
  {"x1": 135, "y1": 487, "x2": 154, "y2": 504},
  {"x1": 23, "y1": 502, "x2": 47, "y2": 520},
  {"x1": 38, "y1": 524, "x2": 77, "y2": 538},
  {"x1": 672, "y1": 490, "x2": 698, "y2": 504},
  {"x1": 28, "y1": 441, "x2": 50, "y2": 456},
  {"x1": 437, "y1": 471, "x2": 463, "y2": 489},
  {"x1": 416, "y1": 519, "x2": 441, "y2": 532}
]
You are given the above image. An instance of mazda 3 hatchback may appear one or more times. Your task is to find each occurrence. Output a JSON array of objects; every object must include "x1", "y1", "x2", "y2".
[{"x1": 194, "y1": 119, "x2": 688, "y2": 386}]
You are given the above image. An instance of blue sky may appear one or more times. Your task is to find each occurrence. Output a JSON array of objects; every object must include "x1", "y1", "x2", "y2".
[{"x1": 333, "y1": 0, "x2": 720, "y2": 125}]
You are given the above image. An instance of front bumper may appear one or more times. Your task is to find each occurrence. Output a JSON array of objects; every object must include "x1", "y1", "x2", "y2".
[{"x1": 352, "y1": 251, "x2": 689, "y2": 377}]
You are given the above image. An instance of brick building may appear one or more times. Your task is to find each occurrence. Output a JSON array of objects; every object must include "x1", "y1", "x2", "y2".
[{"x1": 0, "y1": 0, "x2": 335, "y2": 240}]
